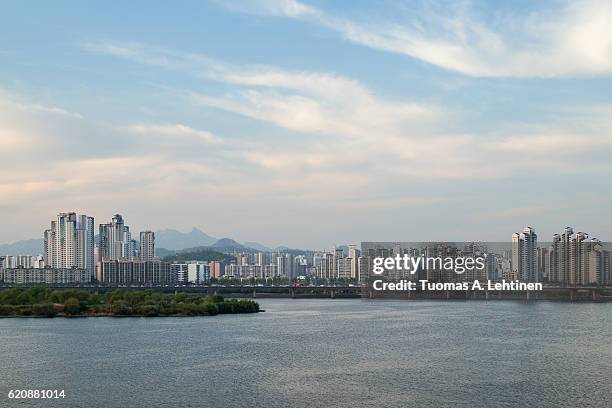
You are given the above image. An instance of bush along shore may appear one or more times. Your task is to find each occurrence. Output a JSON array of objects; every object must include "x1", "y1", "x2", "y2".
[{"x1": 0, "y1": 288, "x2": 260, "y2": 317}]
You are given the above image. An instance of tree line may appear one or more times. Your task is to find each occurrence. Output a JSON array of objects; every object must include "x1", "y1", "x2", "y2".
[{"x1": 0, "y1": 287, "x2": 260, "y2": 317}]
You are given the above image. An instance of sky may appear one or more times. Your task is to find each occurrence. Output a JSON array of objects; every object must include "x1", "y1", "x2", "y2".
[{"x1": 1, "y1": 0, "x2": 612, "y2": 249}]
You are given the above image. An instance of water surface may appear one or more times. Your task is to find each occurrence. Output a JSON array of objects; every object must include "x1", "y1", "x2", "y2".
[{"x1": 1, "y1": 299, "x2": 611, "y2": 407}]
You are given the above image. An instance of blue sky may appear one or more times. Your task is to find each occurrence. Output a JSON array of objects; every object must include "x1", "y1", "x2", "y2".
[{"x1": 1, "y1": 0, "x2": 612, "y2": 249}]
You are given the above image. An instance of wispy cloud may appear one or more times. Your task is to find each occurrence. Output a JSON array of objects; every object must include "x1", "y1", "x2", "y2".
[
  {"x1": 87, "y1": 40, "x2": 443, "y2": 141},
  {"x1": 126, "y1": 123, "x2": 222, "y2": 144},
  {"x1": 223, "y1": 0, "x2": 612, "y2": 78},
  {"x1": 85, "y1": 40, "x2": 612, "y2": 181},
  {"x1": 0, "y1": 88, "x2": 84, "y2": 119},
  {"x1": 219, "y1": 0, "x2": 316, "y2": 17}
]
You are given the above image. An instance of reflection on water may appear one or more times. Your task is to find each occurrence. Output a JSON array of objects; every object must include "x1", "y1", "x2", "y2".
[{"x1": 1, "y1": 299, "x2": 611, "y2": 407}]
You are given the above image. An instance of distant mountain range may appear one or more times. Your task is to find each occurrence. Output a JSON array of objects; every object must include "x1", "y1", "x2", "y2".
[
  {"x1": 155, "y1": 228, "x2": 217, "y2": 250},
  {"x1": 243, "y1": 241, "x2": 272, "y2": 252},
  {"x1": 0, "y1": 228, "x2": 303, "y2": 256},
  {"x1": 0, "y1": 239, "x2": 44, "y2": 256},
  {"x1": 157, "y1": 239, "x2": 308, "y2": 258},
  {"x1": 155, "y1": 230, "x2": 276, "y2": 253}
]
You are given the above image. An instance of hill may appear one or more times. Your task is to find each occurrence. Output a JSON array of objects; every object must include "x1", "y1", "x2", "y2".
[
  {"x1": 0, "y1": 239, "x2": 43, "y2": 256},
  {"x1": 154, "y1": 228, "x2": 216, "y2": 250},
  {"x1": 161, "y1": 247, "x2": 233, "y2": 263}
]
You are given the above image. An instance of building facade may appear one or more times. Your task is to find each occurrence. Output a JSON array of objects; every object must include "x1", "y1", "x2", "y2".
[
  {"x1": 548, "y1": 227, "x2": 610, "y2": 286},
  {"x1": 0, "y1": 255, "x2": 45, "y2": 269},
  {"x1": 99, "y1": 214, "x2": 134, "y2": 261},
  {"x1": 97, "y1": 260, "x2": 175, "y2": 285},
  {"x1": 43, "y1": 212, "x2": 95, "y2": 279},
  {"x1": 0, "y1": 267, "x2": 92, "y2": 285},
  {"x1": 139, "y1": 231, "x2": 155, "y2": 261},
  {"x1": 511, "y1": 226, "x2": 538, "y2": 282}
]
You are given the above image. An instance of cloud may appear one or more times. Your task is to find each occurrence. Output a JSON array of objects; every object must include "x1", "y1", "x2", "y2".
[
  {"x1": 491, "y1": 133, "x2": 612, "y2": 155},
  {"x1": 219, "y1": 0, "x2": 316, "y2": 17},
  {"x1": 126, "y1": 123, "x2": 222, "y2": 144},
  {"x1": 88, "y1": 40, "x2": 443, "y2": 141},
  {"x1": 86, "y1": 40, "x2": 612, "y2": 181},
  {"x1": 225, "y1": 0, "x2": 612, "y2": 78},
  {"x1": 0, "y1": 91, "x2": 84, "y2": 157},
  {"x1": 6, "y1": 37, "x2": 612, "y2": 245},
  {"x1": 13, "y1": 102, "x2": 84, "y2": 119},
  {"x1": 0, "y1": 88, "x2": 84, "y2": 119}
]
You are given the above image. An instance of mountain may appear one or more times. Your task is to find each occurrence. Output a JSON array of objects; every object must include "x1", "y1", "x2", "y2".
[
  {"x1": 0, "y1": 228, "x2": 308, "y2": 257},
  {"x1": 243, "y1": 242, "x2": 272, "y2": 252},
  {"x1": 0, "y1": 239, "x2": 43, "y2": 256},
  {"x1": 156, "y1": 240, "x2": 245, "y2": 258},
  {"x1": 154, "y1": 228, "x2": 216, "y2": 250},
  {"x1": 273, "y1": 246, "x2": 310, "y2": 255},
  {"x1": 154, "y1": 247, "x2": 175, "y2": 258},
  {"x1": 210, "y1": 238, "x2": 245, "y2": 251},
  {"x1": 162, "y1": 248, "x2": 233, "y2": 263}
]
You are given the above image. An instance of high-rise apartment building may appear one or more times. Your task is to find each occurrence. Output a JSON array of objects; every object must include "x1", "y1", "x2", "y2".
[
  {"x1": 43, "y1": 212, "x2": 95, "y2": 279},
  {"x1": 548, "y1": 227, "x2": 610, "y2": 286},
  {"x1": 567, "y1": 232, "x2": 606, "y2": 285},
  {"x1": 348, "y1": 244, "x2": 360, "y2": 280},
  {"x1": 511, "y1": 226, "x2": 538, "y2": 282},
  {"x1": 139, "y1": 231, "x2": 155, "y2": 261},
  {"x1": 317, "y1": 252, "x2": 335, "y2": 279},
  {"x1": 99, "y1": 214, "x2": 134, "y2": 261},
  {"x1": 551, "y1": 227, "x2": 573, "y2": 284},
  {"x1": 337, "y1": 257, "x2": 352, "y2": 279}
]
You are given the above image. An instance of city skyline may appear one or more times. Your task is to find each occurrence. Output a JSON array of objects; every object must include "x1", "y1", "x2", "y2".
[
  {"x1": 2, "y1": 1, "x2": 612, "y2": 248},
  {"x1": 2, "y1": 209, "x2": 612, "y2": 252},
  {"x1": 2, "y1": 214, "x2": 612, "y2": 287}
]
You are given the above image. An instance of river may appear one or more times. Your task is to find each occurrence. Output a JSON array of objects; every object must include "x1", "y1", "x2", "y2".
[{"x1": 1, "y1": 299, "x2": 611, "y2": 407}]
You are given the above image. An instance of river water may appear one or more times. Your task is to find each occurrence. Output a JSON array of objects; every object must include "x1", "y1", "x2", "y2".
[{"x1": 1, "y1": 299, "x2": 611, "y2": 407}]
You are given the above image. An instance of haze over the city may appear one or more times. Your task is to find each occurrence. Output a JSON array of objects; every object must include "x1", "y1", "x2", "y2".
[{"x1": 2, "y1": 0, "x2": 612, "y2": 248}]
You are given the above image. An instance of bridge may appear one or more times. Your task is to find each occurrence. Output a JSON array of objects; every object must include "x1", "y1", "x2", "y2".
[
  {"x1": 1, "y1": 284, "x2": 612, "y2": 301},
  {"x1": 0, "y1": 284, "x2": 363, "y2": 299}
]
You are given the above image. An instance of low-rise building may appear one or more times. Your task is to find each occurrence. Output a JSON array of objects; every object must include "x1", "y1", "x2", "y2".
[
  {"x1": 97, "y1": 260, "x2": 175, "y2": 285},
  {"x1": 0, "y1": 267, "x2": 91, "y2": 284}
]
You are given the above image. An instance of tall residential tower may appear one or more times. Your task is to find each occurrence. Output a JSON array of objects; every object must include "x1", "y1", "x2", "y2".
[
  {"x1": 99, "y1": 214, "x2": 134, "y2": 261},
  {"x1": 139, "y1": 231, "x2": 155, "y2": 261},
  {"x1": 511, "y1": 226, "x2": 538, "y2": 282},
  {"x1": 43, "y1": 212, "x2": 95, "y2": 279}
]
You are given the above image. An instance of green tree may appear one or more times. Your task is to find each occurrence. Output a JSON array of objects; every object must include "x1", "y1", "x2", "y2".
[
  {"x1": 0, "y1": 305, "x2": 17, "y2": 316},
  {"x1": 63, "y1": 297, "x2": 82, "y2": 315},
  {"x1": 136, "y1": 304, "x2": 160, "y2": 317},
  {"x1": 111, "y1": 300, "x2": 133, "y2": 315},
  {"x1": 207, "y1": 294, "x2": 224, "y2": 303},
  {"x1": 199, "y1": 302, "x2": 218, "y2": 315},
  {"x1": 32, "y1": 303, "x2": 57, "y2": 317}
]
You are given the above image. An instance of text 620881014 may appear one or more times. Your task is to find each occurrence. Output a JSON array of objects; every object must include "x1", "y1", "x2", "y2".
[{"x1": 8, "y1": 389, "x2": 65, "y2": 399}]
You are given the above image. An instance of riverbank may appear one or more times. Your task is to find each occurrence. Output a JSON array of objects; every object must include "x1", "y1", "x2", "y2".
[{"x1": 0, "y1": 288, "x2": 260, "y2": 317}]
